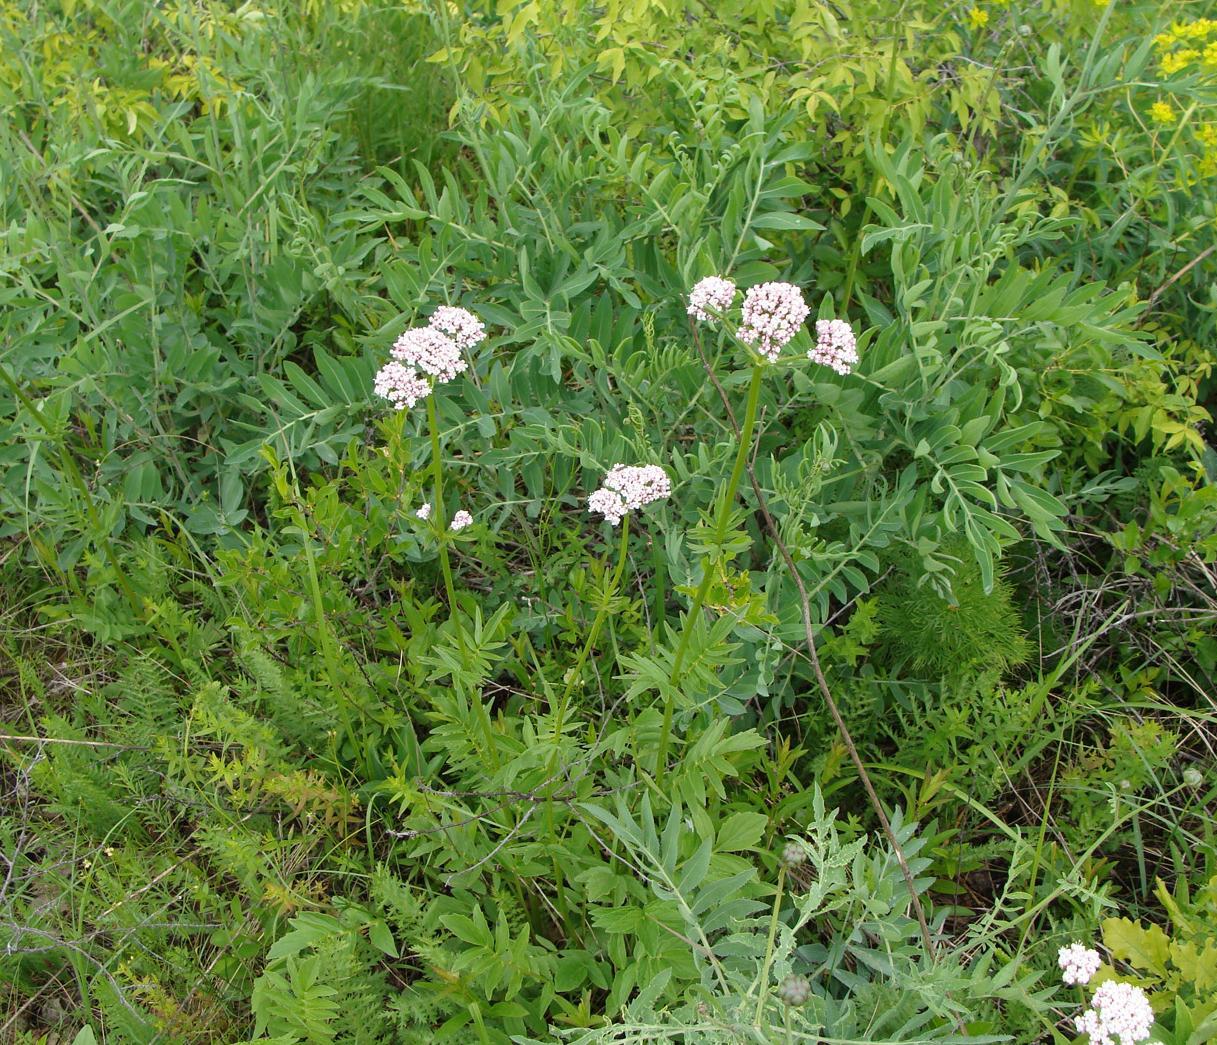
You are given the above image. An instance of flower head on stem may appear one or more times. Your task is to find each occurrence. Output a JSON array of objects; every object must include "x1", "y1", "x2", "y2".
[
  {"x1": 688, "y1": 276, "x2": 737, "y2": 321},
  {"x1": 588, "y1": 464, "x2": 671, "y2": 526},
  {"x1": 737, "y1": 281, "x2": 810, "y2": 362}
]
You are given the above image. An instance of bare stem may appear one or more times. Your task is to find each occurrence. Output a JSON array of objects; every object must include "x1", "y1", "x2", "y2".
[
  {"x1": 656, "y1": 362, "x2": 765, "y2": 782},
  {"x1": 426, "y1": 393, "x2": 459, "y2": 613},
  {"x1": 693, "y1": 337, "x2": 937, "y2": 960}
]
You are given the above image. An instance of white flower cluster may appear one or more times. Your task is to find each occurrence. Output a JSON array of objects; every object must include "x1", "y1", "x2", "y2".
[
  {"x1": 374, "y1": 305, "x2": 485, "y2": 411},
  {"x1": 391, "y1": 326, "x2": 468, "y2": 383},
  {"x1": 428, "y1": 305, "x2": 487, "y2": 351},
  {"x1": 373, "y1": 361, "x2": 432, "y2": 410},
  {"x1": 587, "y1": 464, "x2": 671, "y2": 526},
  {"x1": 810, "y1": 318, "x2": 859, "y2": 376},
  {"x1": 1075, "y1": 981, "x2": 1155, "y2": 1045},
  {"x1": 687, "y1": 276, "x2": 737, "y2": 321},
  {"x1": 450, "y1": 509, "x2": 474, "y2": 532},
  {"x1": 737, "y1": 281, "x2": 811, "y2": 362},
  {"x1": 1059, "y1": 943, "x2": 1102, "y2": 986},
  {"x1": 416, "y1": 503, "x2": 432, "y2": 521}
]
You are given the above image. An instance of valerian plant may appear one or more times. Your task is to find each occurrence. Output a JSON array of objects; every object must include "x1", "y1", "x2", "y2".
[{"x1": 3, "y1": 4, "x2": 1215, "y2": 1042}]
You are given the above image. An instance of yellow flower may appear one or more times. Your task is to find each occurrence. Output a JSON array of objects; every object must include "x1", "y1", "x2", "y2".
[
  {"x1": 1149, "y1": 101, "x2": 1176, "y2": 125},
  {"x1": 1162, "y1": 48, "x2": 1199, "y2": 75},
  {"x1": 968, "y1": 7, "x2": 989, "y2": 29},
  {"x1": 1200, "y1": 125, "x2": 1217, "y2": 148}
]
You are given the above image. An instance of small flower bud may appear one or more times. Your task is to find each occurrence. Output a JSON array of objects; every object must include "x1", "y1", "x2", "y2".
[
  {"x1": 780, "y1": 841, "x2": 806, "y2": 869},
  {"x1": 1183, "y1": 767, "x2": 1203, "y2": 787},
  {"x1": 778, "y1": 974, "x2": 811, "y2": 1007}
]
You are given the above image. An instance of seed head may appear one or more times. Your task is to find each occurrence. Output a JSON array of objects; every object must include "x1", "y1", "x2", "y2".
[
  {"x1": 778, "y1": 974, "x2": 811, "y2": 1007},
  {"x1": 780, "y1": 841, "x2": 806, "y2": 870}
]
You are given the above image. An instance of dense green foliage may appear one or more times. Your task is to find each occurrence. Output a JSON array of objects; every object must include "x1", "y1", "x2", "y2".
[{"x1": 1, "y1": 0, "x2": 1215, "y2": 1042}]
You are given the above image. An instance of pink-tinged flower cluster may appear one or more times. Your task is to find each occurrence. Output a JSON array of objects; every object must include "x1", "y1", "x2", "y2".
[
  {"x1": 374, "y1": 305, "x2": 485, "y2": 411},
  {"x1": 737, "y1": 281, "x2": 810, "y2": 362},
  {"x1": 810, "y1": 319, "x2": 859, "y2": 376},
  {"x1": 373, "y1": 361, "x2": 432, "y2": 410},
  {"x1": 1059, "y1": 943, "x2": 1102, "y2": 986},
  {"x1": 588, "y1": 464, "x2": 671, "y2": 526},
  {"x1": 450, "y1": 509, "x2": 474, "y2": 532},
  {"x1": 1075, "y1": 981, "x2": 1155, "y2": 1045},
  {"x1": 391, "y1": 326, "x2": 467, "y2": 383},
  {"x1": 416, "y1": 503, "x2": 432, "y2": 521},
  {"x1": 687, "y1": 276, "x2": 737, "y2": 321},
  {"x1": 428, "y1": 305, "x2": 487, "y2": 352}
]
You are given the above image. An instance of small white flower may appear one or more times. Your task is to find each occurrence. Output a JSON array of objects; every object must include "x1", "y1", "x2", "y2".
[
  {"x1": 374, "y1": 361, "x2": 432, "y2": 410},
  {"x1": 588, "y1": 464, "x2": 671, "y2": 526},
  {"x1": 416, "y1": 503, "x2": 432, "y2": 521},
  {"x1": 1058, "y1": 942, "x2": 1102, "y2": 986},
  {"x1": 737, "y1": 281, "x2": 810, "y2": 362},
  {"x1": 810, "y1": 318, "x2": 859, "y2": 375},
  {"x1": 1075, "y1": 981, "x2": 1155, "y2": 1045},
  {"x1": 687, "y1": 276, "x2": 737, "y2": 321},
  {"x1": 391, "y1": 326, "x2": 467, "y2": 383},
  {"x1": 428, "y1": 305, "x2": 486, "y2": 352},
  {"x1": 450, "y1": 510, "x2": 473, "y2": 532}
]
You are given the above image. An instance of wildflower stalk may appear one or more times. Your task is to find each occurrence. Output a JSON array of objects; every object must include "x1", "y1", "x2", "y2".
[
  {"x1": 692, "y1": 338, "x2": 939, "y2": 961},
  {"x1": 426, "y1": 393, "x2": 459, "y2": 613},
  {"x1": 551, "y1": 517, "x2": 631, "y2": 749},
  {"x1": 655, "y1": 362, "x2": 764, "y2": 782},
  {"x1": 754, "y1": 864, "x2": 786, "y2": 1025},
  {"x1": 543, "y1": 519, "x2": 631, "y2": 849}
]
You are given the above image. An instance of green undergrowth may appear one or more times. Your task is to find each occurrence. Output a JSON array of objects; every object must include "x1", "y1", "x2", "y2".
[{"x1": 1, "y1": 0, "x2": 1215, "y2": 1042}]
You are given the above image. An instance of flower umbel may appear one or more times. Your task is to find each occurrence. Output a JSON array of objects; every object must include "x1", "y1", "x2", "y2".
[
  {"x1": 391, "y1": 326, "x2": 467, "y2": 384},
  {"x1": 687, "y1": 276, "x2": 737, "y2": 321},
  {"x1": 428, "y1": 305, "x2": 486, "y2": 351},
  {"x1": 1075, "y1": 981, "x2": 1155, "y2": 1045},
  {"x1": 1058, "y1": 943, "x2": 1102, "y2": 986},
  {"x1": 810, "y1": 319, "x2": 860, "y2": 375},
  {"x1": 450, "y1": 510, "x2": 473, "y2": 532},
  {"x1": 415, "y1": 503, "x2": 432, "y2": 521},
  {"x1": 737, "y1": 282, "x2": 810, "y2": 362},
  {"x1": 588, "y1": 464, "x2": 671, "y2": 526},
  {"x1": 374, "y1": 361, "x2": 432, "y2": 410}
]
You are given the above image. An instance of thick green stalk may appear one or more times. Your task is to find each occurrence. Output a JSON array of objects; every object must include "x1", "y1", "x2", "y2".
[
  {"x1": 426, "y1": 393, "x2": 458, "y2": 613},
  {"x1": 656, "y1": 364, "x2": 764, "y2": 781}
]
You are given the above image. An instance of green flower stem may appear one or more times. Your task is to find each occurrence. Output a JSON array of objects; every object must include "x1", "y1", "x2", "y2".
[
  {"x1": 550, "y1": 517, "x2": 631, "y2": 749},
  {"x1": 543, "y1": 518, "x2": 631, "y2": 853},
  {"x1": 426, "y1": 393, "x2": 459, "y2": 613},
  {"x1": 755, "y1": 864, "x2": 787, "y2": 1025},
  {"x1": 655, "y1": 362, "x2": 764, "y2": 782}
]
